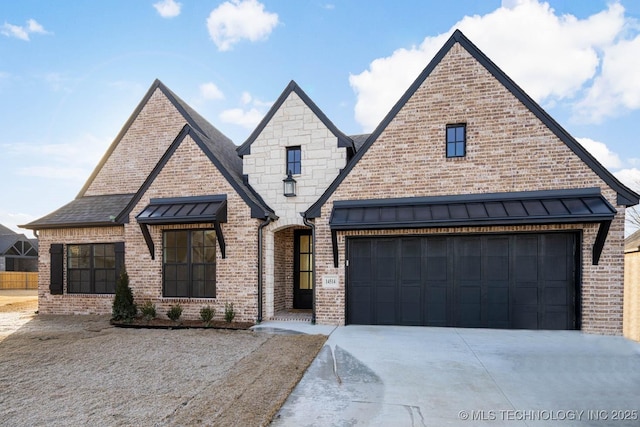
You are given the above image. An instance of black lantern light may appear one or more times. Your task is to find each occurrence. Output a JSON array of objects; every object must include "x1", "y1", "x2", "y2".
[{"x1": 283, "y1": 171, "x2": 297, "y2": 197}]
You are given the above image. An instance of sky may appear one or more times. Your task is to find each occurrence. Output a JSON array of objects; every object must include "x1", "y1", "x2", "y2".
[{"x1": 1, "y1": 0, "x2": 640, "y2": 236}]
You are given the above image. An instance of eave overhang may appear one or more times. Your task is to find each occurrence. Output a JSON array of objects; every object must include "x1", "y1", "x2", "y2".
[
  {"x1": 135, "y1": 195, "x2": 227, "y2": 260},
  {"x1": 328, "y1": 188, "x2": 616, "y2": 267}
]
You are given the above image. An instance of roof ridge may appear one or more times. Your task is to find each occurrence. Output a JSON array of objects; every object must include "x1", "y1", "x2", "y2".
[
  {"x1": 305, "y1": 29, "x2": 639, "y2": 218},
  {"x1": 237, "y1": 80, "x2": 354, "y2": 157}
]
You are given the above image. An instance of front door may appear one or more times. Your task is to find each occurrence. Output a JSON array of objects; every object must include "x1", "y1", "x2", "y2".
[{"x1": 293, "y1": 229, "x2": 313, "y2": 309}]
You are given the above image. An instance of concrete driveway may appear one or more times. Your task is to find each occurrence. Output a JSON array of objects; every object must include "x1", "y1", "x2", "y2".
[{"x1": 253, "y1": 322, "x2": 640, "y2": 426}]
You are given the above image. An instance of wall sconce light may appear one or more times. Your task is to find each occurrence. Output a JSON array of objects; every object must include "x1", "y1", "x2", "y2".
[{"x1": 283, "y1": 171, "x2": 297, "y2": 197}]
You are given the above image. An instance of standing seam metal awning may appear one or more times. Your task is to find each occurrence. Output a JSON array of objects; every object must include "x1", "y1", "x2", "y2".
[
  {"x1": 329, "y1": 188, "x2": 617, "y2": 267},
  {"x1": 135, "y1": 195, "x2": 227, "y2": 260}
]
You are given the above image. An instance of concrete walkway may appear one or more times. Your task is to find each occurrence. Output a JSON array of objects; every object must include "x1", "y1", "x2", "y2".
[{"x1": 253, "y1": 322, "x2": 640, "y2": 426}]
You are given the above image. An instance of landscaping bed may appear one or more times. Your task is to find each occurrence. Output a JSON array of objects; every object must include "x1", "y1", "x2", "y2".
[
  {"x1": 0, "y1": 306, "x2": 326, "y2": 426},
  {"x1": 111, "y1": 317, "x2": 254, "y2": 330}
]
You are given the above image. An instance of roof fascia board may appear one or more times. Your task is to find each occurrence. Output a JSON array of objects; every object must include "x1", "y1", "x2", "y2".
[
  {"x1": 116, "y1": 125, "x2": 270, "y2": 223},
  {"x1": 237, "y1": 80, "x2": 354, "y2": 157},
  {"x1": 332, "y1": 187, "x2": 608, "y2": 209},
  {"x1": 307, "y1": 29, "x2": 638, "y2": 218},
  {"x1": 76, "y1": 79, "x2": 164, "y2": 198}
]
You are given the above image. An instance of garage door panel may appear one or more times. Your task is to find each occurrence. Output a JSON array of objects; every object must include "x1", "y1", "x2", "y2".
[
  {"x1": 513, "y1": 307, "x2": 538, "y2": 329},
  {"x1": 347, "y1": 233, "x2": 576, "y2": 330},
  {"x1": 542, "y1": 306, "x2": 571, "y2": 330}
]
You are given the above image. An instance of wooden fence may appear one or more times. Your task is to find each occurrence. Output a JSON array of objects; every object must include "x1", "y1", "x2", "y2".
[{"x1": 0, "y1": 272, "x2": 38, "y2": 290}]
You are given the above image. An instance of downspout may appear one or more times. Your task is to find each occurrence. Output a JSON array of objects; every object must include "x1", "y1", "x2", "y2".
[
  {"x1": 302, "y1": 213, "x2": 316, "y2": 324},
  {"x1": 257, "y1": 215, "x2": 273, "y2": 323}
]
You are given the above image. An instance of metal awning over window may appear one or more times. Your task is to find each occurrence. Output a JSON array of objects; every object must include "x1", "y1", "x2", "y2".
[
  {"x1": 329, "y1": 188, "x2": 616, "y2": 266},
  {"x1": 136, "y1": 195, "x2": 227, "y2": 259}
]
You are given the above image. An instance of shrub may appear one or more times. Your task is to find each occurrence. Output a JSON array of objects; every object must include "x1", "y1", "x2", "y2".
[
  {"x1": 140, "y1": 301, "x2": 157, "y2": 321},
  {"x1": 224, "y1": 302, "x2": 235, "y2": 323},
  {"x1": 112, "y1": 270, "x2": 137, "y2": 322},
  {"x1": 200, "y1": 305, "x2": 216, "y2": 326},
  {"x1": 166, "y1": 304, "x2": 183, "y2": 322}
]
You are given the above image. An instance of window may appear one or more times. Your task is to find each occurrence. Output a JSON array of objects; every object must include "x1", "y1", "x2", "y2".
[
  {"x1": 446, "y1": 124, "x2": 466, "y2": 158},
  {"x1": 67, "y1": 243, "x2": 116, "y2": 294},
  {"x1": 163, "y1": 229, "x2": 216, "y2": 298},
  {"x1": 286, "y1": 146, "x2": 301, "y2": 175}
]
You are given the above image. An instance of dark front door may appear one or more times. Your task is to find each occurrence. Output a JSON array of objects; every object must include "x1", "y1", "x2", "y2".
[
  {"x1": 294, "y1": 229, "x2": 313, "y2": 309},
  {"x1": 347, "y1": 233, "x2": 577, "y2": 329}
]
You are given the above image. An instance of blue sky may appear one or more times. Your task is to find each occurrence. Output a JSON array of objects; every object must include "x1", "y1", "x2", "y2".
[{"x1": 1, "y1": 0, "x2": 640, "y2": 235}]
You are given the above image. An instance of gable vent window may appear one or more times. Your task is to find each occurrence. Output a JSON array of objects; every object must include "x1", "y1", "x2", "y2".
[
  {"x1": 286, "y1": 146, "x2": 301, "y2": 175},
  {"x1": 446, "y1": 124, "x2": 466, "y2": 158}
]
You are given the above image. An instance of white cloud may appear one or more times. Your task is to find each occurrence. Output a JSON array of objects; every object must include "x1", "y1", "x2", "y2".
[
  {"x1": 153, "y1": 0, "x2": 182, "y2": 18},
  {"x1": 241, "y1": 91, "x2": 252, "y2": 104},
  {"x1": 2, "y1": 133, "x2": 110, "y2": 182},
  {"x1": 219, "y1": 108, "x2": 265, "y2": 129},
  {"x1": 0, "y1": 210, "x2": 36, "y2": 235},
  {"x1": 199, "y1": 82, "x2": 225, "y2": 100},
  {"x1": 574, "y1": 34, "x2": 640, "y2": 122},
  {"x1": 349, "y1": 0, "x2": 633, "y2": 131},
  {"x1": 576, "y1": 137, "x2": 622, "y2": 169},
  {"x1": 615, "y1": 168, "x2": 640, "y2": 191},
  {"x1": 206, "y1": 0, "x2": 279, "y2": 51},
  {"x1": 1, "y1": 19, "x2": 50, "y2": 41}
]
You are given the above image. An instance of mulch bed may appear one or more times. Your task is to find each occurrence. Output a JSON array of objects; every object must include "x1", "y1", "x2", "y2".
[{"x1": 111, "y1": 317, "x2": 254, "y2": 330}]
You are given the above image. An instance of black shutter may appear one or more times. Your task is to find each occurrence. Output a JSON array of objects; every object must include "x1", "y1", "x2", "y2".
[
  {"x1": 49, "y1": 244, "x2": 64, "y2": 295},
  {"x1": 115, "y1": 242, "x2": 125, "y2": 276}
]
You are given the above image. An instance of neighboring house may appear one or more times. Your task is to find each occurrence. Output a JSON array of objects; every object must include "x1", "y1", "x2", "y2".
[
  {"x1": 23, "y1": 31, "x2": 639, "y2": 336},
  {"x1": 0, "y1": 224, "x2": 38, "y2": 272},
  {"x1": 624, "y1": 230, "x2": 640, "y2": 341}
]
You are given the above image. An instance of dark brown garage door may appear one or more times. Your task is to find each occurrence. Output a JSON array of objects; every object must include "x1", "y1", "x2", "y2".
[{"x1": 346, "y1": 233, "x2": 577, "y2": 329}]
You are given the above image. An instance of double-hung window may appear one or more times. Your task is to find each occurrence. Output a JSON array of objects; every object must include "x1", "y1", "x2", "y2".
[
  {"x1": 163, "y1": 229, "x2": 216, "y2": 298},
  {"x1": 67, "y1": 243, "x2": 117, "y2": 294},
  {"x1": 286, "y1": 146, "x2": 301, "y2": 175},
  {"x1": 446, "y1": 124, "x2": 466, "y2": 158}
]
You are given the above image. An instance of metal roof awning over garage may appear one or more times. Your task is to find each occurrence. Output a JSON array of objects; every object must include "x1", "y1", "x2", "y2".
[
  {"x1": 329, "y1": 188, "x2": 617, "y2": 266},
  {"x1": 136, "y1": 195, "x2": 227, "y2": 259}
]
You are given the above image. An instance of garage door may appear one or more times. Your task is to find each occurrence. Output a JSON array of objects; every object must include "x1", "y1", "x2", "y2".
[{"x1": 346, "y1": 233, "x2": 577, "y2": 329}]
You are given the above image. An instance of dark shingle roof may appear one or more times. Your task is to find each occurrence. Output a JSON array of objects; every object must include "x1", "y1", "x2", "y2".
[
  {"x1": 0, "y1": 224, "x2": 16, "y2": 235},
  {"x1": 625, "y1": 229, "x2": 640, "y2": 253},
  {"x1": 22, "y1": 194, "x2": 135, "y2": 230},
  {"x1": 26, "y1": 79, "x2": 275, "y2": 230},
  {"x1": 350, "y1": 134, "x2": 370, "y2": 152}
]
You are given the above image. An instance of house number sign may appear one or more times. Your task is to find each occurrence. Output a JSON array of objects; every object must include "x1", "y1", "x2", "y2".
[{"x1": 322, "y1": 274, "x2": 339, "y2": 288}]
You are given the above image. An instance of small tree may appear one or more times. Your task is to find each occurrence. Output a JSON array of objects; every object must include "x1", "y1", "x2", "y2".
[{"x1": 112, "y1": 270, "x2": 137, "y2": 322}]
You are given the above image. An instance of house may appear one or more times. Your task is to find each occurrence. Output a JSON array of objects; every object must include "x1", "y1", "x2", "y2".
[
  {"x1": 0, "y1": 224, "x2": 38, "y2": 272},
  {"x1": 23, "y1": 30, "x2": 639, "y2": 335},
  {"x1": 624, "y1": 230, "x2": 640, "y2": 340}
]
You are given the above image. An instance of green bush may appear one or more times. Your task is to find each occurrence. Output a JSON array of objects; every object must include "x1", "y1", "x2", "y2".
[
  {"x1": 140, "y1": 301, "x2": 157, "y2": 321},
  {"x1": 112, "y1": 270, "x2": 137, "y2": 322},
  {"x1": 224, "y1": 302, "x2": 235, "y2": 323},
  {"x1": 200, "y1": 305, "x2": 216, "y2": 326},
  {"x1": 166, "y1": 304, "x2": 183, "y2": 322}
]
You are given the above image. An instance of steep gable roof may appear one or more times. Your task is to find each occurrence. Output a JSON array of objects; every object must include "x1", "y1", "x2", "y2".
[
  {"x1": 306, "y1": 29, "x2": 639, "y2": 218},
  {"x1": 26, "y1": 80, "x2": 274, "y2": 230},
  {"x1": 0, "y1": 224, "x2": 16, "y2": 235},
  {"x1": 115, "y1": 124, "x2": 275, "y2": 221},
  {"x1": 77, "y1": 79, "x2": 243, "y2": 199},
  {"x1": 236, "y1": 80, "x2": 355, "y2": 157}
]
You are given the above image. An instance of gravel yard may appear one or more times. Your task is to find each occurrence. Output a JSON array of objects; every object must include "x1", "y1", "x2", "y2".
[{"x1": 0, "y1": 294, "x2": 325, "y2": 426}]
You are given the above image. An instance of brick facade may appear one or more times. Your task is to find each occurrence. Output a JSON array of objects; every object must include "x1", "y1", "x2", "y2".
[
  {"x1": 311, "y1": 43, "x2": 627, "y2": 334},
  {"x1": 28, "y1": 33, "x2": 636, "y2": 335}
]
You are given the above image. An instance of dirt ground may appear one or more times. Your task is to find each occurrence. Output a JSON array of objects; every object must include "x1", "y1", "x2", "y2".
[{"x1": 0, "y1": 292, "x2": 326, "y2": 426}]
